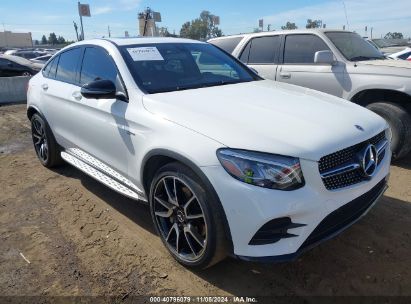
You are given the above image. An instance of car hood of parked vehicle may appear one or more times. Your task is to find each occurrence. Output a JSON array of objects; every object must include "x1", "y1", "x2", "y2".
[
  {"x1": 359, "y1": 59, "x2": 411, "y2": 69},
  {"x1": 142, "y1": 80, "x2": 387, "y2": 161}
]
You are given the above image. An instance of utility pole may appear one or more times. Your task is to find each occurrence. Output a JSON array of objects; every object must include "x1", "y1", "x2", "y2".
[
  {"x1": 370, "y1": 27, "x2": 373, "y2": 39},
  {"x1": 73, "y1": 21, "x2": 79, "y2": 41},
  {"x1": 108, "y1": 25, "x2": 111, "y2": 38},
  {"x1": 143, "y1": 7, "x2": 151, "y2": 36}
]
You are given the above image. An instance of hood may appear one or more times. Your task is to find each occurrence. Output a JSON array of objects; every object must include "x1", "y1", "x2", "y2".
[
  {"x1": 142, "y1": 80, "x2": 387, "y2": 161},
  {"x1": 358, "y1": 59, "x2": 411, "y2": 69}
]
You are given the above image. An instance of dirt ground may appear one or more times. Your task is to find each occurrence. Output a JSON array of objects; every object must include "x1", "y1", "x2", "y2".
[{"x1": 1, "y1": 104, "x2": 411, "y2": 300}]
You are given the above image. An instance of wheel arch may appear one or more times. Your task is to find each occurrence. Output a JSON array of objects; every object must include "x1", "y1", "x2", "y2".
[
  {"x1": 350, "y1": 89, "x2": 411, "y2": 113},
  {"x1": 27, "y1": 105, "x2": 43, "y2": 120},
  {"x1": 141, "y1": 149, "x2": 234, "y2": 247}
]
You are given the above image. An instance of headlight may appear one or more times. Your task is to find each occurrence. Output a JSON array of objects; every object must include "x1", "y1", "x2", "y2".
[{"x1": 216, "y1": 149, "x2": 305, "y2": 191}]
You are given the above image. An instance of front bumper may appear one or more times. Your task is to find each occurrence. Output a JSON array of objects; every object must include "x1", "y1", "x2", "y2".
[{"x1": 201, "y1": 152, "x2": 390, "y2": 259}]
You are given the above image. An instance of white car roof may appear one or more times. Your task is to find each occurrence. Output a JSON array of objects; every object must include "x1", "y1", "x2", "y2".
[
  {"x1": 104, "y1": 37, "x2": 205, "y2": 46},
  {"x1": 208, "y1": 29, "x2": 351, "y2": 42}
]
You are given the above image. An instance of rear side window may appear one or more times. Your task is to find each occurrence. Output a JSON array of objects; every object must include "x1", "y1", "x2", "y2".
[
  {"x1": 80, "y1": 47, "x2": 118, "y2": 85},
  {"x1": 0, "y1": 58, "x2": 10, "y2": 66},
  {"x1": 284, "y1": 34, "x2": 330, "y2": 64},
  {"x1": 55, "y1": 48, "x2": 82, "y2": 83},
  {"x1": 209, "y1": 37, "x2": 243, "y2": 54},
  {"x1": 43, "y1": 56, "x2": 59, "y2": 78},
  {"x1": 399, "y1": 52, "x2": 411, "y2": 60},
  {"x1": 239, "y1": 41, "x2": 251, "y2": 63},
  {"x1": 247, "y1": 36, "x2": 281, "y2": 64}
]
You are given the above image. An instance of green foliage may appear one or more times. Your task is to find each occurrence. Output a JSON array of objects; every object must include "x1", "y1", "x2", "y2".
[
  {"x1": 281, "y1": 22, "x2": 298, "y2": 30},
  {"x1": 179, "y1": 10, "x2": 222, "y2": 40},
  {"x1": 384, "y1": 32, "x2": 404, "y2": 39},
  {"x1": 41, "y1": 35, "x2": 47, "y2": 45},
  {"x1": 57, "y1": 36, "x2": 66, "y2": 44},
  {"x1": 306, "y1": 19, "x2": 322, "y2": 29},
  {"x1": 48, "y1": 33, "x2": 58, "y2": 45}
]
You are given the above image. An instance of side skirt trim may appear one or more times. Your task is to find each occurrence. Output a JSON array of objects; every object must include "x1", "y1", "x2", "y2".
[{"x1": 61, "y1": 151, "x2": 144, "y2": 201}]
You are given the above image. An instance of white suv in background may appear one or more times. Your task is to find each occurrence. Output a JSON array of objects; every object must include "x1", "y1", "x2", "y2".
[
  {"x1": 209, "y1": 29, "x2": 411, "y2": 159},
  {"x1": 27, "y1": 37, "x2": 390, "y2": 268}
]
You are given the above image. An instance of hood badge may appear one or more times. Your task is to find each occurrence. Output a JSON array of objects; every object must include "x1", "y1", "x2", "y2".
[
  {"x1": 361, "y1": 144, "x2": 378, "y2": 178},
  {"x1": 355, "y1": 125, "x2": 365, "y2": 131}
]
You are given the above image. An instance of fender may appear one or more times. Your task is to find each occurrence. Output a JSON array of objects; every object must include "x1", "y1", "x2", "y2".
[{"x1": 141, "y1": 148, "x2": 234, "y2": 247}]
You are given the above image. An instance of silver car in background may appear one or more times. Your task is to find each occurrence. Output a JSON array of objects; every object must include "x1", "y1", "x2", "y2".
[{"x1": 209, "y1": 29, "x2": 411, "y2": 159}]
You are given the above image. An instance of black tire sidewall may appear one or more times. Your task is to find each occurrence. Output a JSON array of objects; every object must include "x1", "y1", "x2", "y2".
[
  {"x1": 149, "y1": 163, "x2": 222, "y2": 269},
  {"x1": 31, "y1": 113, "x2": 61, "y2": 167},
  {"x1": 367, "y1": 102, "x2": 411, "y2": 159}
]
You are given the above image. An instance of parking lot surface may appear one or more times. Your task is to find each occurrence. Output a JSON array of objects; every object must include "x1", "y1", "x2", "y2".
[{"x1": 1, "y1": 104, "x2": 411, "y2": 298}]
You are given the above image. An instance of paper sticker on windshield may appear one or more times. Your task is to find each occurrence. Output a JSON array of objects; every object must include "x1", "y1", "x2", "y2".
[{"x1": 127, "y1": 47, "x2": 164, "y2": 61}]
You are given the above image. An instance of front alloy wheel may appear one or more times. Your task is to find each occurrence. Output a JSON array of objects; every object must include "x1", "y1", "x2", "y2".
[
  {"x1": 153, "y1": 176, "x2": 207, "y2": 262},
  {"x1": 149, "y1": 162, "x2": 228, "y2": 269}
]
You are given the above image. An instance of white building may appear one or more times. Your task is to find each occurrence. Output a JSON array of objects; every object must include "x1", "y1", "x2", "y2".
[{"x1": 0, "y1": 31, "x2": 33, "y2": 48}]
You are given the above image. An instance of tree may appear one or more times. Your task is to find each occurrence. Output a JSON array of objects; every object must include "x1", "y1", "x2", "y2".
[
  {"x1": 179, "y1": 10, "x2": 222, "y2": 40},
  {"x1": 384, "y1": 32, "x2": 403, "y2": 39},
  {"x1": 57, "y1": 36, "x2": 66, "y2": 44},
  {"x1": 34, "y1": 40, "x2": 39, "y2": 45},
  {"x1": 48, "y1": 33, "x2": 58, "y2": 45},
  {"x1": 253, "y1": 28, "x2": 262, "y2": 33},
  {"x1": 306, "y1": 19, "x2": 322, "y2": 29},
  {"x1": 158, "y1": 27, "x2": 177, "y2": 37},
  {"x1": 41, "y1": 35, "x2": 48, "y2": 45},
  {"x1": 281, "y1": 22, "x2": 298, "y2": 30}
]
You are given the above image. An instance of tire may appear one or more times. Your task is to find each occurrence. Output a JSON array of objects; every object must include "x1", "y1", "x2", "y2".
[
  {"x1": 149, "y1": 162, "x2": 228, "y2": 269},
  {"x1": 31, "y1": 113, "x2": 63, "y2": 167},
  {"x1": 366, "y1": 102, "x2": 411, "y2": 159}
]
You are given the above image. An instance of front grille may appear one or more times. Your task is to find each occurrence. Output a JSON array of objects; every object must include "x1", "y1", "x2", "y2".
[
  {"x1": 300, "y1": 178, "x2": 386, "y2": 250},
  {"x1": 319, "y1": 131, "x2": 386, "y2": 190}
]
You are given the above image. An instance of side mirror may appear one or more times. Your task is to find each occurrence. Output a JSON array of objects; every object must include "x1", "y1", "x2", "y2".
[
  {"x1": 81, "y1": 79, "x2": 116, "y2": 99},
  {"x1": 314, "y1": 50, "x2": 335, "y2": 65}
]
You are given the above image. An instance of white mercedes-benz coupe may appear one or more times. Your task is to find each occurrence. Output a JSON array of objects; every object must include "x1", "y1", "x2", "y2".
[{"x1": 27, "y1": 37, "x2": 391, "y2": 269}]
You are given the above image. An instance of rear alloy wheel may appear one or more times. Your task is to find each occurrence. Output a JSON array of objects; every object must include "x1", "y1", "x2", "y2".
[
  {"x1": 149, "y1": 162, "x2": 228, "y2": 269},
  {"x1": 31, "y1": 113, "x2": 62, "y2": 167}
]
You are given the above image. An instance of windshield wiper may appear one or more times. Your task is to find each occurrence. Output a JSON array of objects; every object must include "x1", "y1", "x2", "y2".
[
  {"x1": 149, "y1": 80, "x2": 251, "y2": 94},
  {"x1": 200, "y1": 80, "x2": 250, "y2": 88},
  {"x1": 350, "y1": 56, "x2": 384, "y2": 61}
]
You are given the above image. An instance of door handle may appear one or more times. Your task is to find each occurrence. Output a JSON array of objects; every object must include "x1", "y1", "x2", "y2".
[
  {"x1": 41, "y1": 84, "x2": 48, "y2": 91},
  {"x1": 72, "y1": 91, "x2": 82, "y2": 101},
  {"x1": 279, "y1": 72, "x2": 291, "y2": 79}
]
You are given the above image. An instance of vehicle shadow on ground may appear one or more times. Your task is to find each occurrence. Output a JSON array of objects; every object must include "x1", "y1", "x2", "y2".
[
  {"x1": 193, "y1": 195, "x2": 411, "y2": 296},
  {"x1": 53, "y1": 166, "x2": 411, "y2": 296},
  {"x1": 392, "y1": 153, "x2": 411, "y2": 170},
  {"x1": 53, "y1": 165, "x2": 158, "y2": 236}
]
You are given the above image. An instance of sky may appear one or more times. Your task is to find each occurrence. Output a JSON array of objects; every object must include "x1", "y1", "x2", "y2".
[{"x1": 1, "y1": 0, "x2": 410, "y2": 41}]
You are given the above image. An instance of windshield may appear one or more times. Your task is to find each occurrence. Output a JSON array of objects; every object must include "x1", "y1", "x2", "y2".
[
  {"x1": 325, "y1": 32, "x2": 385, "y2": 61},
  {"x1": 120, "y1": 43, "x2": 258, "y2": 94}
]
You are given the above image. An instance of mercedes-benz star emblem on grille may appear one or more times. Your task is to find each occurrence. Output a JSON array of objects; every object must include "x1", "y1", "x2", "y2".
[
  {"x1": 355, "y1": 125, "x2": 365, "y2": 131},
  {"x1": 361, "y1": 144, "x2": 378, "y2": 178}
]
